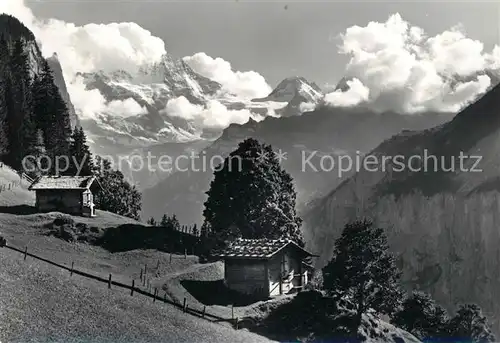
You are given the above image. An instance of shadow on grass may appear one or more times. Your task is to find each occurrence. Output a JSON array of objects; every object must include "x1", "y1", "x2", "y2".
[
  {"x1": 0, "y1": 205, "x2": 38, "y2": 215},
  {"x1": 181, "y1": 279, "x2": 264, "y2": 306},
  {"x1": 97, "y1": 224, "x2": 200, "y2": 255}
]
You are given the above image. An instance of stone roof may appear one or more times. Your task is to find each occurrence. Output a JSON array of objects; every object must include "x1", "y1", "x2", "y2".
[
  {"x1": 212, "y1": 238, "x2": 315, "y2": 260},
  {"x1": 29, "y1": 175, "x2": 98, "y2": 191}
]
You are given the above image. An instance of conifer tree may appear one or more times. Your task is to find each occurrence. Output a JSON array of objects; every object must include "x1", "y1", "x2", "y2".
[
  {"x1": 160, "y1": 214, "x2": 169, "y2": 227},
  {"x1": 203, "y1": 138, "x2": 302, "y2": 244},
  {"x1": 322, "y1": 219, "x2": 403, "y2": 330},
  {"x1": 391, "y1": 291, "x2": 449, "y2": 340},
  {"x1": 447, "y1": 304, "x2": 495, "y2": 343},
  {"x1": 33, "y1": 59, "x2": 71, "y2": 174},
  {"x1": 192, "y1": 224, "x2": 199, "y2": 237},
  {"x1": 67, "y1": 127, "x2": 93, "y2": 176}
]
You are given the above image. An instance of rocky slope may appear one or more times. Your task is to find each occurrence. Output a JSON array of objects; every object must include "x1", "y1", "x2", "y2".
[
  {"x1": 46, "y1": 53, "x2": 80, "y2": 129},
  {"x1": 302, "y1": 82, "x2": 500, "y2": 334}
]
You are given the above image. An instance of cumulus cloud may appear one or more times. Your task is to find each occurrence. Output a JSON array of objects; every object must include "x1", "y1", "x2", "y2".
[
  {"x1": 68, "y1": 76, "x2": 147, "y2": 120},
  {"x1": 327, "y1": 13, "x2": 500, "y2": 113},
  {"x1": 163, "y1": 96, "x2": 263, "y2": 129},
  {"x1": 325, "y1": 78, "x2": 370, "y2": 107},
  {"x1": 183, "y1": 52, "x2": 272, "y2": 99},
  {"x1": 0, "y1": 0, "x2": 163, "y2": 121}
]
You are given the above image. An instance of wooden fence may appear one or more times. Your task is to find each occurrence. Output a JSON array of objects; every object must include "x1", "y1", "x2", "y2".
[
  {"x1": 3, "y1": 244, "x2": 244, "y2": 329},
  {"x1": 0, "y1": 163, "x2": 33, "y2": 193}
]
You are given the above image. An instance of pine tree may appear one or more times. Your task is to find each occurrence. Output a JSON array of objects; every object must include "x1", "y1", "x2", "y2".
[
  {"x1": 147, "y1": 217, "x2": 157, "y2": 226},
  {"x1": 33, "y1": 60, "x2": 71, "y2": 174},
  {"x1": 67, "y1": 127, "x2": 93, "y2": 176},
  {"x1": 322, "y1": 219, "x2": 403, "y2": 330},
  {"x1": 171, "y1": 214, "x2": 181, "y2": 231},
  {"x1": 160, "y1": 214, "x2": 169, "y2": 227},
  {"x1": 447, "y1": 304, "x2": 495, "y2": 343},
  {"x1": 391, "y1": 291, "x2": 449, "y2": 340},
  {"x1": 192, "y1": 224, "x2": 199, "y2": 237},
  {"x1": 200, "y1": 220, "x2": 210, "y2": 238},
  {"x1": 203, "y1": 138, "x2": 302, "y2": 244}
]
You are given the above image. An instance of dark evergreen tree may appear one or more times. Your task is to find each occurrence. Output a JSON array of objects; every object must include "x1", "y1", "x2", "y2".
[
  {"x1": 2, "y1": 39, "x2": 37, "y2": 170},
  {"x1": 67, "y1": 127, "x2": 93, "y2": 176},
  {"x1": 200, "y1": 220, "x2": 210, "y2": 238},
  {"x1": 192, "y1": 224, "x2": 199, "y2": 237},
  {"x1": 447, "y1": 304, "x2": 495, "y2": 343},
  {"x1": 322, "y1": 219, "x2": 403, "y2": 330},
  {"x1": 203, "y1": 138, "x2": 302, "y2": 244},
  {"x1": 93, "y1": 156, "x2": 142, "y2": 220},
  {"x1": 391, "y1": 291, "x2": 449, "y2": 340},
  {"x1": 33, "y1": 59, "x2": 71, "y2": 174},
  {"x1": 147, "y1": 217, "x2": 157, "y2": 226},
  {"x1": 170, "y1": 214, "x2": 181, "y2": 231},
  {"x1": 160, "y1": 214, "x2": 169, "y2": 227}
]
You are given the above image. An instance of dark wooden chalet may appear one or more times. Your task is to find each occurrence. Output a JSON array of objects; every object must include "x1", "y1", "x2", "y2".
[
  {"x1": 212, "y1": 238, "x2": 316, "y2": 298},
  {"x1": 29, "y1": 175, "x2": 101, "y2": 217}
]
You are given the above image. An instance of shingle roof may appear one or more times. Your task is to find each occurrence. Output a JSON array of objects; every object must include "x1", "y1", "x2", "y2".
[
  {"x1": 29, "y1": 175, "x2": 97, "y2": 191},
  {"x1": 212, "y1": 238, "x2": 314, "y2": 260}
]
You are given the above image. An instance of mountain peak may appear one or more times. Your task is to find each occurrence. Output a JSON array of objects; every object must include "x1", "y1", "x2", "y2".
[{"x1": 252, "y1": 75, "x2": 323, "y2": 103}]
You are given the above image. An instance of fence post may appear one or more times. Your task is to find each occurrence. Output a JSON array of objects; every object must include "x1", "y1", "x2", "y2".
[
  {"x1": 202, "y1": 305, "x2": 206, "y2": 318},
  {"x1": 131, "y1": 280, "x2": 135, "y2": 296},
  {"x1": 235, "y1": 317, "x2": 239, "y2": 330},
  {"x1": 153, "y1": 288, "x2": 158, "y2": 302},
  {"x1": 70, "y1": 262, "x2": 74, "y2": 276},
  {"x1": 24, "y1": 247, "x2": 27, "y2": 260},
  {"x1": 183, "y1": 298, "x2": 187, "y2": 312},
  {"x1": 156, "y1": 259, "x2": 160, "y2": 269},
  {"x1": 108, "y1": 274, "x2": 112, "y2": 289},
  {"x1": 184, "y1": 249, "x2": 187, "y2": 259},
  {"x1": 140, "y1": 268, "x2": 143, "y2": 282}
]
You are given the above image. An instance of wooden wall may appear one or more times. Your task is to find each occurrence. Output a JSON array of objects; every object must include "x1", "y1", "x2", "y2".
[
  {"x1": 268, "y1": 247, "x2": 303, "y2": 296},
  {"x1": 36, "y1": 190, "x2": 83, "y2": 215},
  {"x1": 224, "y1": 259, "x2": 268, "y2": 297}
]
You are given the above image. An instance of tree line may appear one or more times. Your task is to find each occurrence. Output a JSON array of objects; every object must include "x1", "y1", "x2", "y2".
[
  {"x1": 0, "y1": 29, "x2": 71, "y2": 172},
  {"x1": 308, "y1": 219, "x2": 495, "y2": 342},
  {"x1": 0, "y1": 15, "x2": 142, "y2": 221}
]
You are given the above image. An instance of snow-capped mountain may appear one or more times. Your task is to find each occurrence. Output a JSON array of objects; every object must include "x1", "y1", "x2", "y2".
[
  {"x1": 77, "y1": 56, "x2": 325, "y2": 187},
  {"x1": 253, "y1": 76, "x2": 324, "y2": 117},
  {"x1": 78, "y1": 59, "x2": 321, "y2": 153}
]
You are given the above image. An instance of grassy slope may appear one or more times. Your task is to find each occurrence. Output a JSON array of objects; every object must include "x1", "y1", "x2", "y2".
[
  {"x1": 0, "y1": 247, "x2": 273, "y2": 343},
  {"x1": 0, "y1": 172, "x2": 274, "y2": 342},
  {"x1": 0, "y1": 164, "x2": 34, "y2": 207}
]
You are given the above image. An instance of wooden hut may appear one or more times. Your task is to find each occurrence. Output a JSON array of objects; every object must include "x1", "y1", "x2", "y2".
[
  {"x1": 212, "y1": 238, "x2": 316, "y2": 298},
  {"x1": 29, "y1": 175, "x2": 101, "y2": 217}
]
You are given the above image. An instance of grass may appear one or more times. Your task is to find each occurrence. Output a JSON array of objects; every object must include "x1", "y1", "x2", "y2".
[
  {"x1": 0, "y1": 164, "x2": 34, "y2": 207},
  {"x1": 0, "y1": 173, "x2": 278, "y2": 342},
  {"x1": 0, "y1": 247, "x2": 274, "y2": 343}
]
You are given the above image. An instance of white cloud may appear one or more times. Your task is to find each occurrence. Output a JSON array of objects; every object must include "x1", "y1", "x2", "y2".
[
  {"x1": 68, "y1": 76, "x2": 147, "y2": 120},
  {"x1": 325, "y1": 78, "x2": 370, "y2": 107},
  {"x1": 163, "y1": 96, "x2": 263, "y2": 129},
  {"x1": 299, "y1": 102, "x2": 318, "y2": 113},
  {"x1": 328, "y1": 13, "x2": 500, "y2": 113},
  {"x1": 0, "y1": 0, "x2": 164, "y2": 121},
  {"x1": 183, "y1": 52, "x2": 272, "y2": 99}
]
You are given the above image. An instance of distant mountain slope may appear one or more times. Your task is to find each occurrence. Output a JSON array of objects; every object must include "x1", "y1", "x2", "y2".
[
  {"x1": 141, "y1": 105, "x2": 454, "y2": 225},
  {"x1": 46, "y1": 53, "x2": 80, "y2": 129},
  {"x1": 302, "y1": 82, "x2": 500, "y2": 336}
]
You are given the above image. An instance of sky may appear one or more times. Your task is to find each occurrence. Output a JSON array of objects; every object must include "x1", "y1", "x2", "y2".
[
  {"x1": 2, "y1": 0, "x2": 500, "y2": 127},
  {"x1": 26, "y1": 0, "x2": 500, "y2": 88}
]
